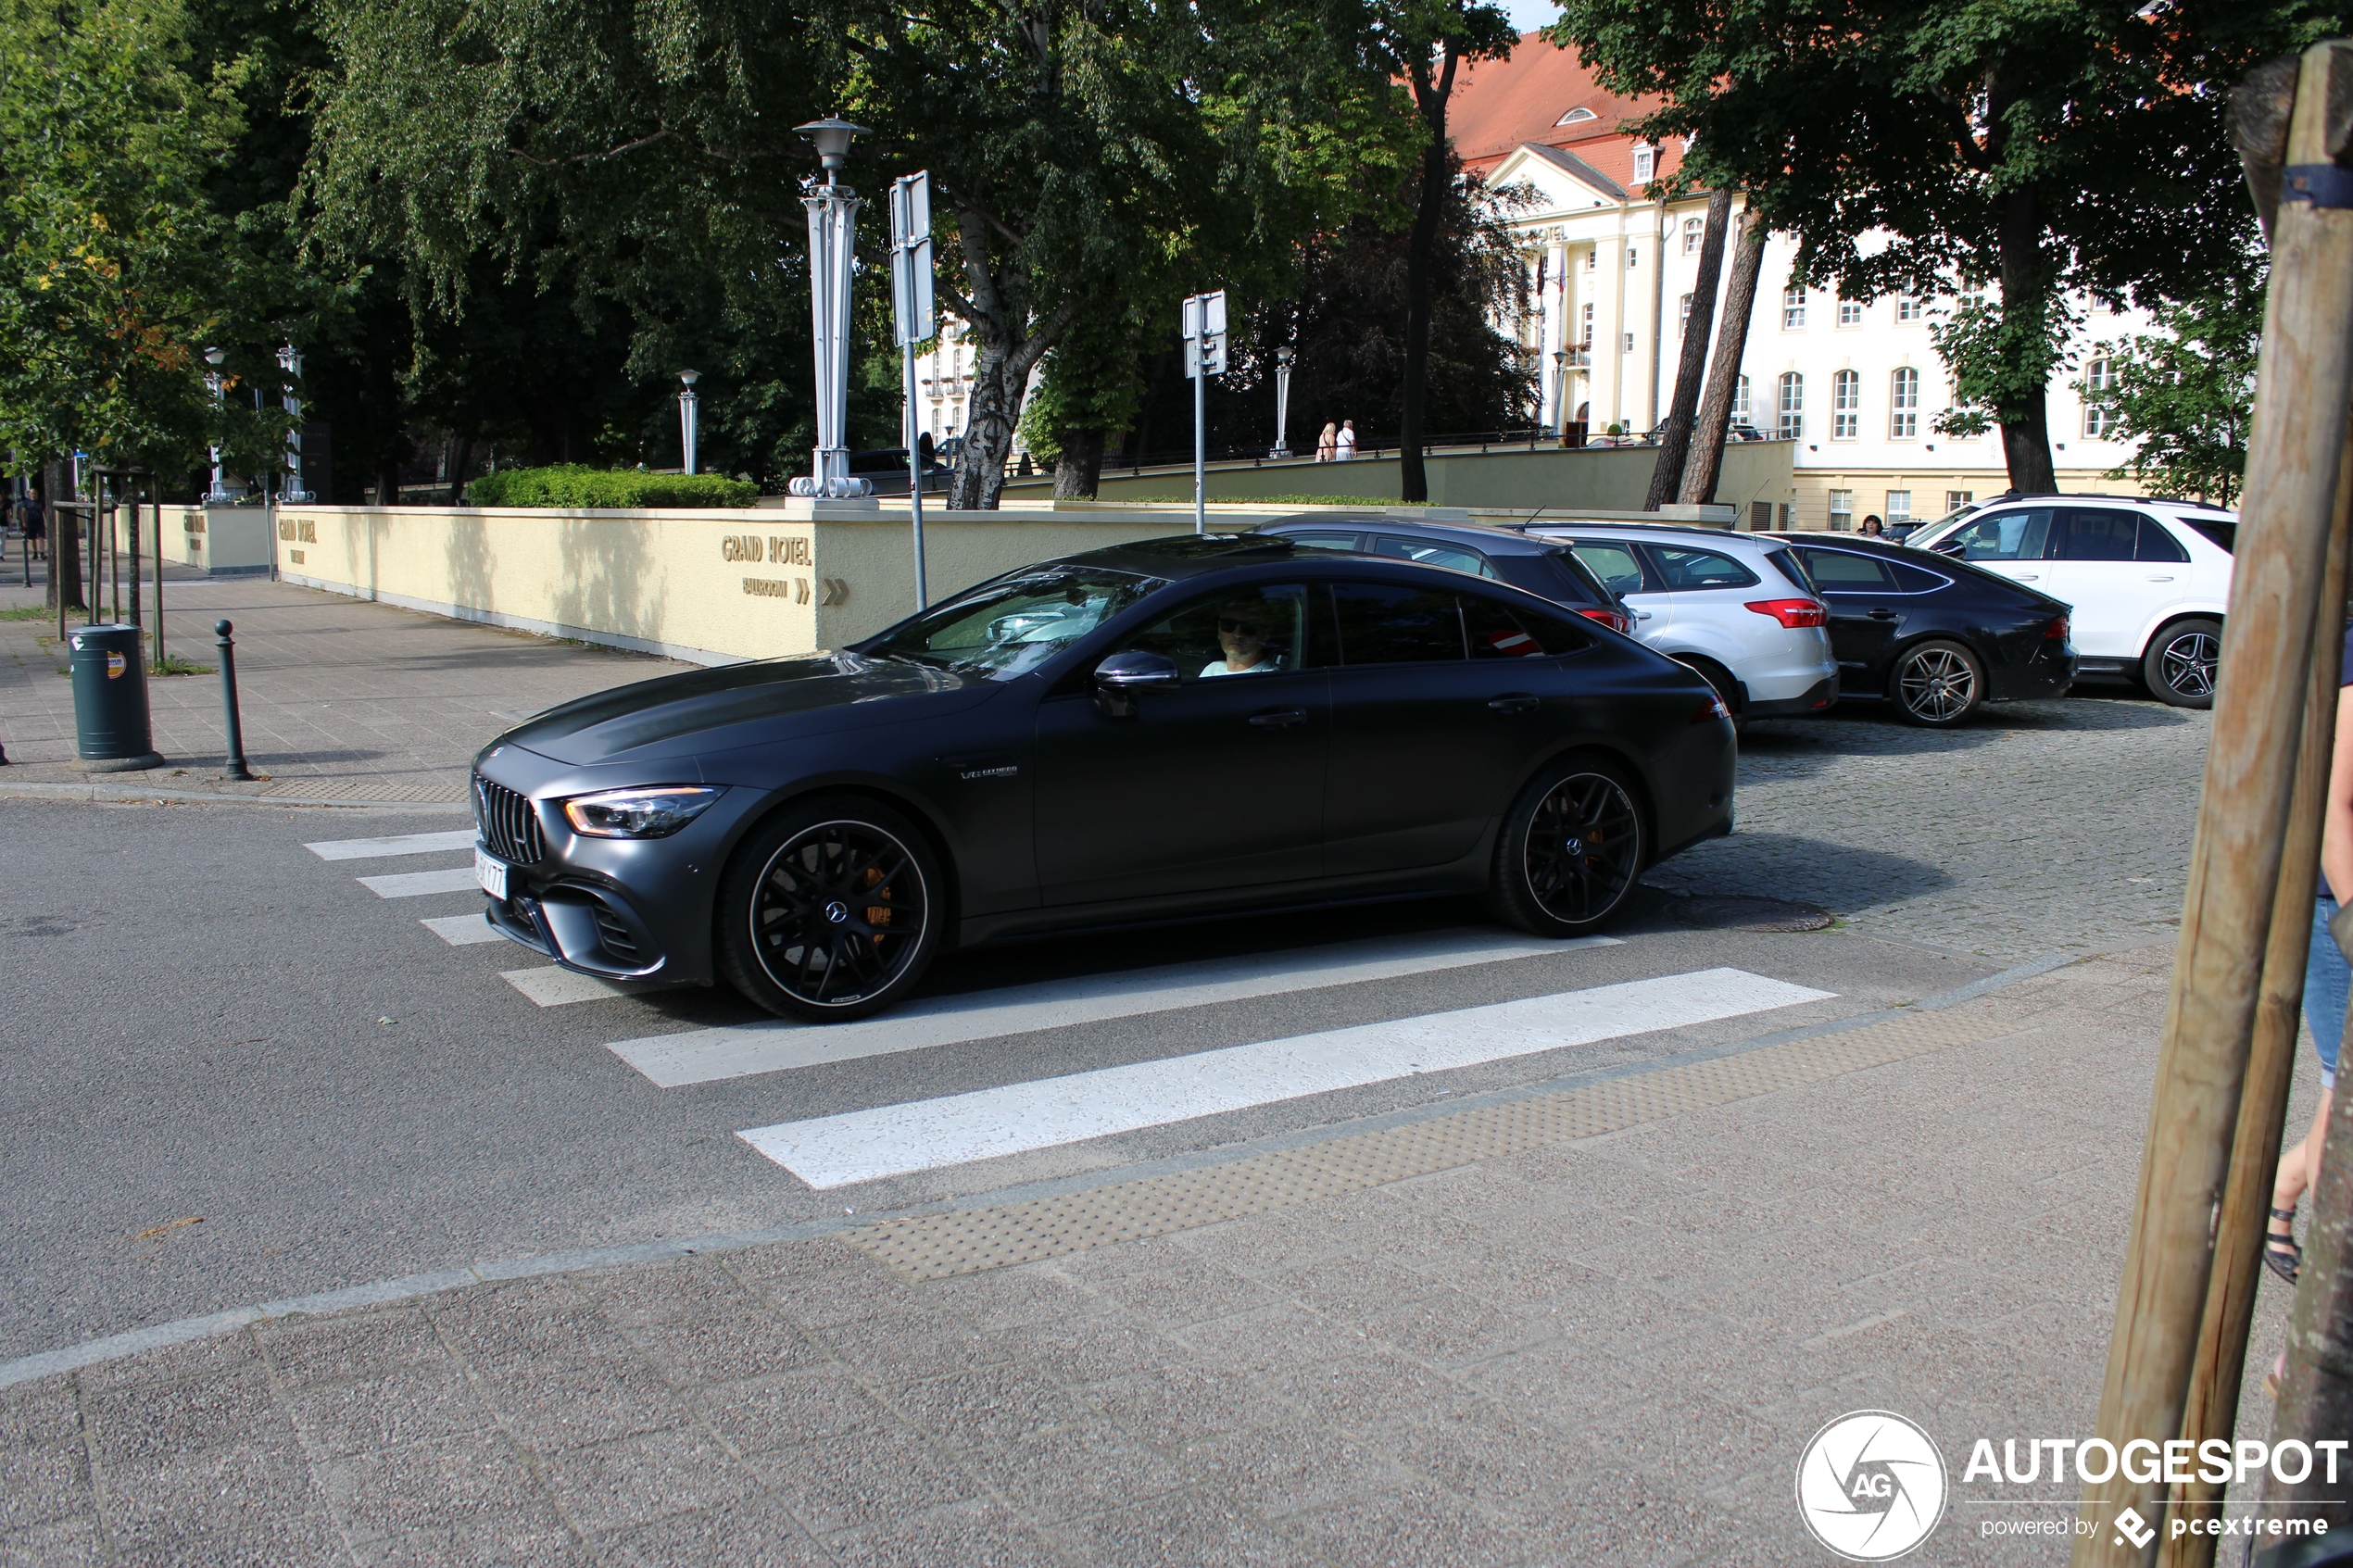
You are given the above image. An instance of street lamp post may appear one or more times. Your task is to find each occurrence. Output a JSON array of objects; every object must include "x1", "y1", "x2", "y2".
[
  {"x1": 203, "y1": 347, "x2": 233, "y2": 503},
  {"x1": 787, "y1": 118, "x2": 874, "y2": 499},
  {"x1": 1271, "y1": 347, "x2": 1294, "y2": 458},
  {"x1": 677, "y1": 370, "x2": 700, "y2": 476},
  {"x1": 1551, "y1": 349, "x2": 1569, "y2": 437},
  {"x1": 277, "y1": 345, "x2": 312, "y2": 502}
]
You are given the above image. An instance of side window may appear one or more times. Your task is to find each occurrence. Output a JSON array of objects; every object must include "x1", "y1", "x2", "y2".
[
  {"x1": 1887, "y1": 558, "x2": 1950, "y2": 593},
  {"x1": 1647, "y1": 546, "x2": 1761, "y2": 591},
  {"x1": 1331, "y1": 583, "x2": 1467, "y2": 665},
  {"x1": 1372, "y1": 536, "x2": 1494, "y2": 578},
  {"x1": 2055, "y1": 508, "x2": 2139, "y2": 561},
  {"x1": 1114, "y1": 583, "x2": 1320, "y2": 683},
  {"x1": 1282, "y1": 532, "x2": 1362, "y2": 554},
  {"x1": 1570, "y1": 542, "x2": 1650, "y2": 595},
  {"x1": 1795, "y1": 548, "x2": 1894, "y2": 591},
  {"x1": 1463, "y1": 595, "x2": 1593, "y2": 659},
  {"x1": 1946, "y1": 508, "x2": 2052, "y2": 561},
  {"x1": 2135, "y1": 515, "x2": 2192, "y2": 564}
]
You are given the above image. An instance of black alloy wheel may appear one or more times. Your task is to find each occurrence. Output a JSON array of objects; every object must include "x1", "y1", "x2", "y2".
[
  {"x1": 717, "y1": 797, "x2": 943, "y2": 1022},
  {"x1": 1488, "y1": 755, "x2": 1647, "y2": 936},
  {"x1": 1890, "y1": 639, "x2": 1984, "y2": 727},
  {"x1": 2144, "y1": 619, "x2": 2221, "y2": 709}
]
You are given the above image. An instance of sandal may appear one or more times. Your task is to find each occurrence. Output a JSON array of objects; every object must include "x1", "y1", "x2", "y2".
[{"x1": 2265, "y1": 1206, "x2": 2302, "y2": 1286}]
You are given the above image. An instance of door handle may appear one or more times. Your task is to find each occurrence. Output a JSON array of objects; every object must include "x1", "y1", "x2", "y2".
[
  {"x1": 2145, "y1": 574, "x2": 2175, "y2": 582},
  {"x1": 2015, "y1": 573, "x2": 2039, "y2": 581},
  {"x1": 1487, "y1": 695, "x2": 1540, "y2": 713},
  {"x1": 1868, "y1": 608, "x2": 1898, "y2": 621},
  {"x1": 1633, "y1": 608, "x2": 1656, "y2": 621},
  {"x1": 1248, "y1": 709, "x2": 1309, "y2": 730}
]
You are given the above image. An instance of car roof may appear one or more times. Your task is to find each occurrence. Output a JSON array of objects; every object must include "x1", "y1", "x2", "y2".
[
  {"x1": 1760, "y1": 533, "x2": 1917, "y2": 555},
  {"x1": 1942, "y1": 492, "x2": 2235, "y2": 518},
  {"x1": 1055, "y1": 533, "x2": 1318, "y2": 578},
  {"x1": 1524, "y1": 521, "x2": 1783, "y2": 550},
  {"x1": 1259, "y1": 515, "x2": 1558, "y2": 556}
]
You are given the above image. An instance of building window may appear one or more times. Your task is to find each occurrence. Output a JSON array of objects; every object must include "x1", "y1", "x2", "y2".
[
  {"x1": 1896, "y1": 296, "x2": 1922, "y2": 322},
  {"x1": 1732, "y1": 374, "x2": 1751, "y2": 422},
  {"x1": 1829, "y1": 489, "x2": 1854, "y2": 530},
  {"x1": 1679, "y1": 294, "x2": 1693, "y2": 332},
  {"x1": 1623, "y1": 332, "x2": 1635, "y2": 353},
  {"x1": 1782, "y1": 286, "x2": 1806, "y2": 329},
  {"x1": 1777, "y1": 372, "x2": 1804, "y2": 440},
  {"x1": 1627, "y1": 244, "x2": 1639, "y2": 270},
  {"x1": 1632, "y1": 144, "x2": 1655, "y2": 184},
  {"x1": 1556, "y1": 106, "x2": 1597, "y2": 125},
  {"x1": 1831, "y1": 370, "x2": 1859, "y2": 439},
  {"x1": 1945, "y1": 490, "x2": 1973, "y2": 512},
  {"x1": 1838, "y1": 299, "x2": 1862, "y2": 326},
  {"x1": 1889, "y1": 367, "x2": 1919, "y2": 439},
  {"x1": 1579, "y1": 303, "x2": 1593, "y2": 348},
  {"x1": 1885, "y1": 490, "x2": 1913, "y2": 526},
  {"x1": 2084, "y1": 357, "x2": 2119, "y2": 438},
  {"x1": 1682, "y1": 217, "x2": 1703, "y2": 255},
  {"x1": 1959, "y1": 286, "x2": 1986, "y2": 311}
]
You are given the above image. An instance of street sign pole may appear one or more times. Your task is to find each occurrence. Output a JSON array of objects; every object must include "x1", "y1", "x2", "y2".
[
  {"x1": 891, "y1": 172, "x2": 937, "y2": 608},
  {"x1": 1183, "y1": 290, "x2": 1227, "y2": 536}
]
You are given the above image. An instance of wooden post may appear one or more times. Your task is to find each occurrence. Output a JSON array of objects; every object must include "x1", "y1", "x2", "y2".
[
  {"x1": 2265, "y1": 1005, "x2": 2353, "y2": 1540},
  {"x1": 2072, "y1": 40, "x2": 2353, "y2": 1566},
  {"x1": 1678, "y1": 206, "x2": 1766, "y2": 508},
  {"x1": 2158, "y1": 439, "x2": 2348, "y2": 1566}
]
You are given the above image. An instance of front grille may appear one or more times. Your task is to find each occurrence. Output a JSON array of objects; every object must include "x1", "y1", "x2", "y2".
[
  {"x1": 591, "y1": 906, "x2": 641, "y2": 961},
  {"x1": 475, "y1": 775, "x2": 545, "y2": 865}
]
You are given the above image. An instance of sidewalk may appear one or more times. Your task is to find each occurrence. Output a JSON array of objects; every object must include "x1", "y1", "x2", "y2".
[
  {"x1": 0, "y1": 568, "x2": 693, "y2": 806},
  {"x1": 0, "y1": 946, "x2": 2314, "y2": 1566}
]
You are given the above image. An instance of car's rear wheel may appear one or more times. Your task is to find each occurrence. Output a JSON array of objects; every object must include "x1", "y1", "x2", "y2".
[
  {"x1": 717, "y1": 797, "x2": 944, "y2": 1022},
  {"x1": 1485, "y1": 754, "x2": 1647, "y2": 937},
  {"x1": 2144, "y1": 619, "x2": 2221, "y2": 709},
  {"x1": 1889, "y1": 639, "x2": 1984, "y2": 727},
  {"x1": 1673, "y1": 656, "x2": 1743, "y2": 724}
]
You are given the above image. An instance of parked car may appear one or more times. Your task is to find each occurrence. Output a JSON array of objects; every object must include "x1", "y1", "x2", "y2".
[
  {"x1": 472, "y1": 534, "x2": 1737, "y2": 1021},
  {"x1": 1259, "y1": 516, "x2": 1634, "y2": 633},
  {"x1": 1516, "y1": 522, "x2": 1838, "y2": 722},
  {"x1": 1903, "y1": 495, "x2": 2235, "y2": 707},
  {"x1": 1761, "y1": 533, "x2": 2076, "y2": 726}
]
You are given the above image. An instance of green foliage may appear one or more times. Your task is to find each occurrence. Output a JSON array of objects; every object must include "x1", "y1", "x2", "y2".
[
  {"x1": 468, "y1": 465, "x2": 756, "y2": 508},
  {"x1": 1930, "y1": 294, "x2": 2080, "y2": 441},
  {"x1": 2086, "y1": 264, "x2": 2263, "y2": 507}
]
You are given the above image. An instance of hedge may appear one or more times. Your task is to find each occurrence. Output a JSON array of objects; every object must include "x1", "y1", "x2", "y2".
[{"x1": 467, "y1": 465, "x2": 758, "y2": 508}]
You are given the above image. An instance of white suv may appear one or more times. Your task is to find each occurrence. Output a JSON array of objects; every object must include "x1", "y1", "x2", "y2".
[
  {"x1": 1905, "y1": 495, "x2": 2234, "y2": 707},
  {"x1": 1523, "y1": 523, "x2": 1838, "y2": 721}
]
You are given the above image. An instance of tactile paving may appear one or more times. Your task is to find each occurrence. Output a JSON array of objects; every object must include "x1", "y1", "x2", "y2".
[{"x1": 847, "y1": 1006, "x2": 2003, "y2": 1281}]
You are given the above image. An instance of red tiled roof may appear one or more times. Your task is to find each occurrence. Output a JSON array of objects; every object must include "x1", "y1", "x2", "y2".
[{"x1": 1449, "y1": 32, "x2": 1681, "y2": 189}]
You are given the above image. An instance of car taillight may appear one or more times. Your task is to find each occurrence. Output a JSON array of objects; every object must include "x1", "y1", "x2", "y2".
[
  {"x1": 1692, "y1": 693, "x2": 1731, "y2": 724},
  {"x1": 1745, "y1": 598, "x2": 1828, "y2": 629},
  {"x1": 2045, "y1": 614, "x2": 2070, "y2": 641},
  {"x1": 1577, "y1": 607, "x2": 1635, "y2": 634}
]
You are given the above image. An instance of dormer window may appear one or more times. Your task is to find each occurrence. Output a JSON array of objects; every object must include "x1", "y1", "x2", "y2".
[
  {"x1": 1631, "y1": 144, "x2": 1655, "y2": 184},
  {"x1": 1555, "y1": 106, "x2": 1597, "y2": 126}
]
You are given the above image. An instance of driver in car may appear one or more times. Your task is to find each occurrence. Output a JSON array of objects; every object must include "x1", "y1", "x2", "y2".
[{"x1": 1202, "y1": 602, "x2": 1281, "y2": 678}]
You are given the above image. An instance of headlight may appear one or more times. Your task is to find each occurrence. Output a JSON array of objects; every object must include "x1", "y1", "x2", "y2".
[{"x1": 561, "y1": 785, "x2": 723, "y2": 839}]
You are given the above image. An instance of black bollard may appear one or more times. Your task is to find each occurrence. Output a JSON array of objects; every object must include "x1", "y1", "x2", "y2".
[{"x1": 215, "y1": 619, "x2": 254, "y2": 781}]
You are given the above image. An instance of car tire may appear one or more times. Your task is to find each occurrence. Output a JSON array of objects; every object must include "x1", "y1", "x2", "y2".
[
  {"x1": 2143, "y1": 619, "x2": 2221, "y2": 709},
  {"x1": 716, "y1": 796, "x2": 945, "y2": 1022},
  {"x1": 1673, "y1": 657, "x2": 1743, "y2": 724},
  {"x1": 1484, "y1": 753, "x2": 1648, "y2": 938},
  {"x1": 1888, "y1": 639, "x2": 1985, "y2": 727}
]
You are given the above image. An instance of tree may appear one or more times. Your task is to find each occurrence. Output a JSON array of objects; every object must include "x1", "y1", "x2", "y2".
[
  {"x1": 1679, "y1": 207, "x2": 1764, "y2": 507},
  {"x1": 1362, "y1": 0, "x2": 1516, "y2": 502},
  {"x1": 2084, "y1": 264, "x2": 2262, "y2": 507},
  {"x1": 1646, "y1": 185, "x2": 1729, "y2": 509},
  {"x1": 1548, "y1": 0, "x2": 2328, "y2": 493}
]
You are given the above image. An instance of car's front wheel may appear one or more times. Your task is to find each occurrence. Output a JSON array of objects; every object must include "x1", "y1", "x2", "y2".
[
  {"x1": 1485, "y1": 754, "x2": 1647, "y2": 937},
  {"x1": 2144, "y1": 619, "x2": 2221, "y2": 709},
  {"x1": 717, "y1": 797, "x2": 944, "y2": 1022},
  {"x1": 1889, "y1": 639, "x2": 1984, "y2": 727}
]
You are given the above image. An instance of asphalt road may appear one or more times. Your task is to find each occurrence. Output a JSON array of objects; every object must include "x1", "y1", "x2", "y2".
[{"x1": 0, "y1": 685, "x2": 2204, "y2": 1363}]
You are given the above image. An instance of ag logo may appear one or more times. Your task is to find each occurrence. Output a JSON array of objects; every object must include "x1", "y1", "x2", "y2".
[{"x1": 1796, "y1": 1410, "x2": 1947, "y2": 1561}]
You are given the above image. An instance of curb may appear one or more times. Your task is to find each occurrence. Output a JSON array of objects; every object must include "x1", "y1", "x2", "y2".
[{"x1": 0, "y1": 781, "x2": 469, "y2": 812}]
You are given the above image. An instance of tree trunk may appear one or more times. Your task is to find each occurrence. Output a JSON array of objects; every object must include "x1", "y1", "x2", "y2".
[
  {"x1": 1646, "y1": 189, "x2": 1733, "y2": 510},
  {"x1": 447, "y1": 433, "x2": 475, "y2": 504},
  {"x1": 376, "y1": 452, "x2": 405, "y2": 507},
  {"x1": 1052, "y1": 428, "x2": 1105, "y2": 499},
  {"x1": 42, "y1": 461, "x2": 82, "y2": 613},
  {"x1": 1680, "y1": 207, "x2": 1768, "y2": 508},
  {"x1": 1398, "y1": 47, "x2": 1462, "y2": 506},
  {"x1": 1995, "y1": 182, "x2": 2058, "y2": 494},
  {"x1": 950, "y1": 343, "x2": 1023, "y2": 510}
]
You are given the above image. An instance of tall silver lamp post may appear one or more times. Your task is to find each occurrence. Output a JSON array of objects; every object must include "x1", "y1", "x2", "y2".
[
  {"x1": 889, "y1": 170, "x2": 937, "y2": 608},
  {"x1": 1182, "y1": 291, "x2": 1227, "y2": 535},
  {"x1": 1551, "y1": 348, "x2": 1570, "y2": 438},
  {"x1": 677, "y1": 370, "x2": 700, "y2": 476},
  {"x1": 203, "y1": 347, "x2": 234, "y2": 502},
  {"x1": 1270, "y1": 346, "x2": 1294, "y2": 458},
  {"x1": 788, "y1": 118, "x2": 874, "y2": 499},
  {"x1": 277, "y1": 344, "x2": 312, "y2": 502}
]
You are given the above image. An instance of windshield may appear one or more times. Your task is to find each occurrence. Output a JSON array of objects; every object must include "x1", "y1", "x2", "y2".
[{"x1": 864, "y1": 566, "x2": 1163, "y2": 680}]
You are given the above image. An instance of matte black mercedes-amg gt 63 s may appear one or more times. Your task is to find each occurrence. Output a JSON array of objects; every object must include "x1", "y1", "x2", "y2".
[{"x1": 470, "y1": 534, "x2": 1739, "y2": 1021}]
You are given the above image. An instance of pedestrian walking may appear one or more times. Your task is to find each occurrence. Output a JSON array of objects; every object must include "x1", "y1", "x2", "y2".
[
  {"x1": 20, "y1": 494, "x2": 44, "y2": 562},
  {"x1": 1335, "y1": 420, "x2": 1357, "y2": 461},
  {"x1": 1315, "y1": 422, "x2": 1338, "y2": 463}
]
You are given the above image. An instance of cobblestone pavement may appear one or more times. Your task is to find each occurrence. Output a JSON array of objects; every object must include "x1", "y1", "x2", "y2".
[
  {"x1": 1664, "y1": 693, "x2": 2208, "y2": 963},
  {"x1": 0, "y1": 948, "x2": 2317, "y2": 1566},
  {"x1": 0, "y1": 571, "x2": 690, "y2": 804}
]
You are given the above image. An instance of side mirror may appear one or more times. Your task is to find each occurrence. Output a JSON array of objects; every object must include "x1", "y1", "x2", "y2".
[{"x1": 1093, "y1": 650, "x2": 1178, "y2": 717}]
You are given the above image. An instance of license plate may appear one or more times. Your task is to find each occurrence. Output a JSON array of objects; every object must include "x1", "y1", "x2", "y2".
[{"x1": 475, "y1": 847, "x2": 509, "y2": 900}]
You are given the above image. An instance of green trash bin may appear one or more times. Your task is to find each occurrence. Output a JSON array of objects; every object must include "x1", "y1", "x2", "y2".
[{"x1": 68, "y1": 623, "x2": 165, "y2": 771}]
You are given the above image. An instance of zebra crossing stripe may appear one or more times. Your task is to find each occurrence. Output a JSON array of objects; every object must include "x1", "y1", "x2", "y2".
[
  {"x1": 305, "y1": 829, "x2": 476, "y2": 861},
  {"x1": 357, "y1": 867, "x2": 481, "y2": 898}
]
